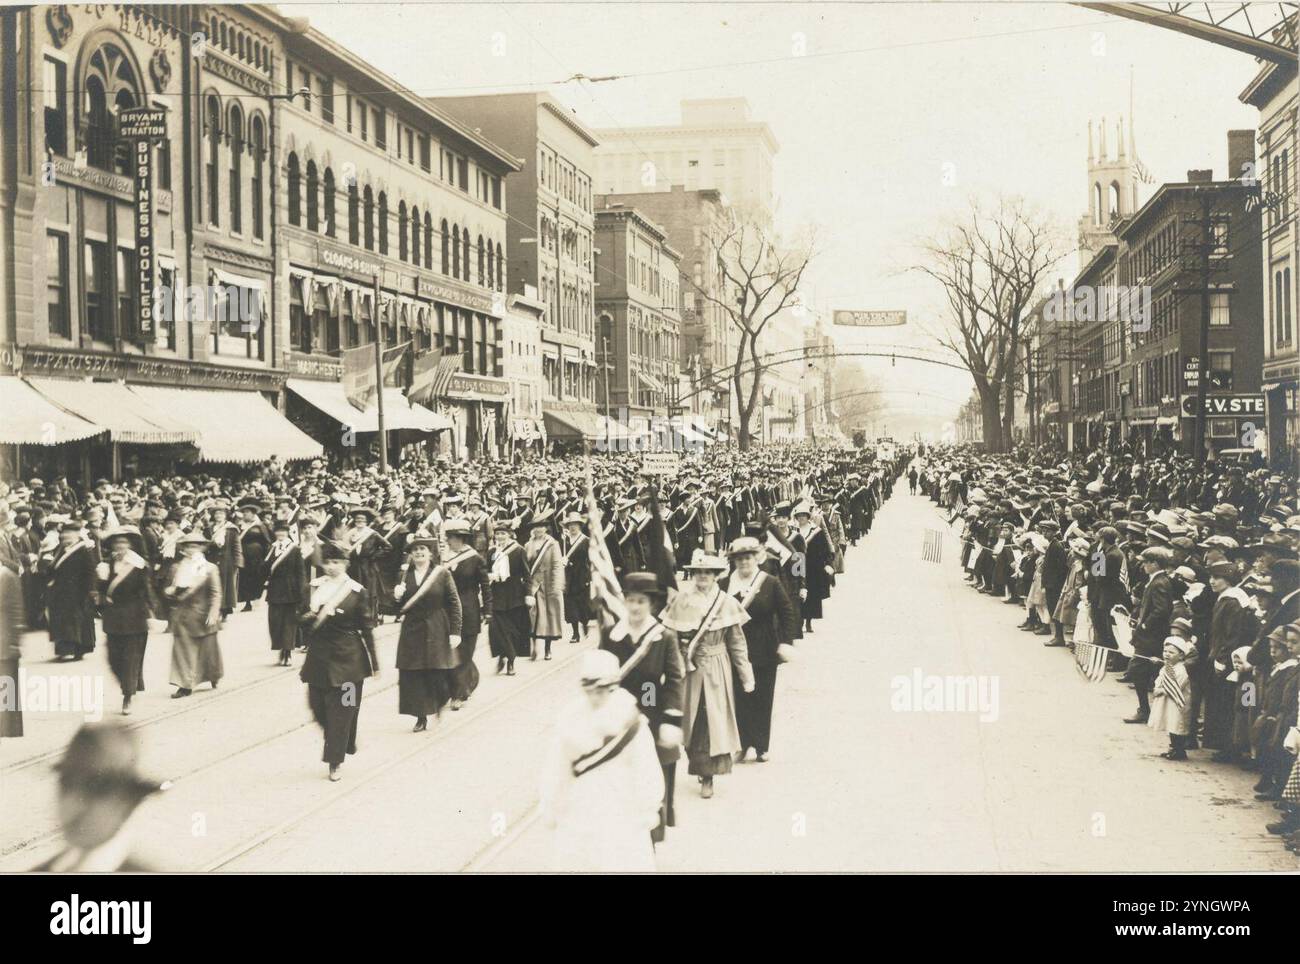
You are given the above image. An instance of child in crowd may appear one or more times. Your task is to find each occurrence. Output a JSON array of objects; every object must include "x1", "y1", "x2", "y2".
[{"x1": 1149, "y1": 635, "x2": 1193, "y2": 761}]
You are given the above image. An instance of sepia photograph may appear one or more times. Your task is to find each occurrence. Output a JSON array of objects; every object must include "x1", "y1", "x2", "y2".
[{"x1": 0, "y1": 0, "x2": 1296, "y2": 911}]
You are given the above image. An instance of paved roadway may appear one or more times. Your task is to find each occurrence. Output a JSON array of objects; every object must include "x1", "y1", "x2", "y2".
[{"x1": 3, "y1": 488, "x2": 1294, "y2": 872}]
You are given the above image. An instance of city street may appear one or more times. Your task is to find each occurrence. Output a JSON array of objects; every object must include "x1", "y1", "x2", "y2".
[{"x1": 3, "y1": 486, "x2": 1290, "y2": 873}]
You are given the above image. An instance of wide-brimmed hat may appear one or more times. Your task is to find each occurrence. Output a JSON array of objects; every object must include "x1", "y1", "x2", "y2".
[
  {"x1": 620, "y1": 571, "x2": 664, "y2": 599},
  {"x1": 176, "y1": 531, "x2": 212, "y2": 549},
  {"x1": 319, "y1": 540, "x2": 350, "y2": 562},
  {"x1": 348, "y1": 504, "x2": 377, "y2": 522},
  {"x1": 54, "y1": 722, "x2": 171, "y2": 798},
  {"x1": 579, "y1": 650, "x2": 621, "y2": 687},
  {"x1": 727, "y1": 536, "x2": 764, "y2": 557},
  {"x1": 441, "y1": 519, "x2": 472, "y2": 539},
  {"x1": 683, "y1": 549, "x2": 728, "y2": 573},
  {"x1": 561, "y1": 512, "x2": 585, "y2": 527},
  {"x1": 100, "y1": 525, "x2": 145, "y2": 554}
]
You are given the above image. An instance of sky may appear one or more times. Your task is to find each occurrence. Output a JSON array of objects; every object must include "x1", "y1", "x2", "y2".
[{"x1": 288, "y1": 0, "x2": 1270, "y2": 428}]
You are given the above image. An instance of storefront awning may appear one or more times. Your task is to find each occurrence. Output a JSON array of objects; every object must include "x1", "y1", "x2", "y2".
[
  {"x1": 543, "y1": 407, "x2": 604, "y2": 440},
  {"x1": 127, "y1": 385, "x2": 324, "y2": 463},
  {"x1": 637, "y1": 370, "x2": 665, "y2": 394},
  {"x1": 0, "y1": 376, "x2": 105, "y2": 445},
  {"x1": 26, "y1": 377, "x2": 198, "y2": 445},
  {"x1": 287, "y1": 379, "x2": 452, "y2": 433}
]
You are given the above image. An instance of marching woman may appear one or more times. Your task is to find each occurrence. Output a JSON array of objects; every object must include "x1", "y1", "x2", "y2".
[
  {"x1": 720, "y1": 537, "x2": 797, "y2": 763},
  {"x1": 442, "y1": 519, "x2": 490, "y2": 707},
  {"x1": 263, "y1": 520, "x2": 306, "y2": 666},
  {"x1": 164, "y1": 532, "x2": 224, "y2": 698},
  {"x1": 526, "y1": 512, "x2": 565, "y2": 661},
  {"x1": 660, "y1": 550, "x2": 754, "y2": 799},
  {"x1": 345, "y1": 504, "x2": 388, "y2": 626},
  {"x1": 236, "y1": 500, "x2": 271, "y2": 612},
  {"x1": 599, "y1": 571, "x2": 685, "y2": 839},
  {"x1": 561, "y1": 513, "x2": 592, "y2": 645},
  {"x1": 96, "y1": 527, "x2": 155, "y2": 715},
  {"x1": 488, "y1": 525, "x2": 530, "y2": 676},
  {"x1": 47, "y1": 522, "x2": 96, "y2": 661},
  {"x1": 793, "y1": 501, "x2": 833, "y2": 634},
  {"x1": 300, "y1": 541, "x2": 380, "y2": 781},
  {"x1": 393, "y1": 536, "x2": 462, "y2": 732}
]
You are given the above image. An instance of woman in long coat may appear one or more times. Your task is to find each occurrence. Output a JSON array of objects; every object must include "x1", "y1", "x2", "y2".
[
  {"x1": 1053, "y1": 538, "x2": 1091, "y2": 646},
  {"x1": 526, "y1": 513, "x2": 565, "y2": 661},
  {"x1": 393, "y1": 537, "x2": 462, "y2": 731},
  {"x1": 206, "y1": 504, "x2": 242, "y2": 620},
  {"x1": 793, "y1": 503, "x2": 832, "y2": 633},
  {"x1": 47, "y1": 523, "x2": 96, "y2": 660},
  {"x1": 300, "y1": 541, "x2": 380, "y2": 781},
  {"x1": 345, "y1": 506, "x2": 387, "y2": 626},
  {"x1": 560, "y1": 514, "x2": 592, "y2": 644},
  {"x1": 488, "y1": 526, "x2": 530, "y2": 675},
  {"x1": 659, "y1": 551, "x2": 754, "y2": 799},
  {"x1": 720, "y1": 537, "x2": 797, "y2": 763},
  {"x1": 164, "y1": 532, "x2": 224, "y2": 697},
  {"x1": 236, "y1": 502, "x2": 271, "y2": 610},
  {"x1": 97, "y1": 527, "x2": 155, "y2": 715},
  {"x1": 442, "y1": 520, "x2": 490, "y2": 706}
]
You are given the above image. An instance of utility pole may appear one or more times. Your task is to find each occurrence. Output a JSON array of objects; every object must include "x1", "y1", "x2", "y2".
[
  {"x1": 372, "y1": 273, "x2": 389, "y2": 474},
  {"x1": 1190, "y1": 188, "x2": 1214, "y2": 468}
]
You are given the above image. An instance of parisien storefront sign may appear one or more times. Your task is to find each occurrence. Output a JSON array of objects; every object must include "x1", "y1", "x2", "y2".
[{"x1": 15, "y1": 346, "x2": 284, "y2": 391}]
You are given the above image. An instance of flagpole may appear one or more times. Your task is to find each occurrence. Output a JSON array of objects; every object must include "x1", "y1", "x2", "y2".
[{"x1": 372, "y1": 273, "x2": 389, "y2": 475}]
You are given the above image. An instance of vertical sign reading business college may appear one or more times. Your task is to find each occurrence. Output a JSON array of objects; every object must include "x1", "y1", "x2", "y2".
[{"x1": 118, "y1": 107, "x2": 168, "y2": 339}]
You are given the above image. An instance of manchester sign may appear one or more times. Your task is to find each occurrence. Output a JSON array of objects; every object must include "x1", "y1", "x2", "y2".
[{"x1": 833, "y1": 310, "x2": 907, "y2": 327}]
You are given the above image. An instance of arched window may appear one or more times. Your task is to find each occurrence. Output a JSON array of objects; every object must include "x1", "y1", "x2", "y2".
[
  {"x1": 237, "y1": 33, "x2": 246, "y2": 62},
  {"x1": 462, "y1": 227, "x2": 472, "y2": 280},
  {"x1": 424, "y1": 213, "x2": 433, "y2": 270},
  {"x1": 363, "y1": 185, "x2": 374, "y2": 250},
  {"x1": 219, "y1": 22, "x2": 228, "y2": 50},
  {"x1": 305, "y1": 160, "x2": 319, "y2": 232},
  {"x1": 227, "y1": 104, "x2": 243, "y2": 232},
  {"x1": 323, "y1": 167, "x2": 336, "y2": 237},
  {"x1": 411, "y1": 206, "x2": 420, "y2": 266},
  {"x1": 398, "y1": 201, "x2": 408, "y2": 261},
  {"x1": 477, "y1": 235, "x2": 485, "y2": 286},
  {"x1": 1093, "y1": 183, "x2": 1103, "y2": 225},
  {"x1": 205, "y1": 95, "x2": 221, "y2": 224},
  {"x1": 250, "y1": 115, "x2": 265, "y2": 239},
  {"x1": 1109, "y1": 182, "x2": 1121, "y2": 218},
  {"x1": 378, "y1": 191, "x2": 388, "y2": 254},
  {"x1": 440, "y1": 220, "x2": 450, "y2": 274},
  {"x1": 451, "y1": 223, "x2": 460, "y2": 279},
  {"x1": 348, "y1": 182, "x2": 359, "y2": 245},
  {"x1": 286, "y1": 151, "x2": 300, "y2": 226},
  {"x1": 496, "y1": 242, "x2": 504, "y2": 291},
  {"x1": 486, "y1": 243, "x2": 494, "y2": 288},
  {"x1": 83, "y1": 44, "x2": 141, "y2": 174}
]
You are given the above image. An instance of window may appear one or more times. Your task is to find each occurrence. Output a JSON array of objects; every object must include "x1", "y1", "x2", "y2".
[
  {"x1": 398, "y1": 202, "x2": 408, "y2": 261},
  {"x1": 298, "y1": 68, "x2": 312, "y2": 112},
  {"x1": 1209, "y1": 291, "x2": 1230, "y2": 327},
  {"x1": 205, "y1": 96, "x2": 221, "y2": 224},
  {"x1": 116, "y1": 248, "x2": 136, "y2": 341},
  {"x1": 1209, "y1": 350, "x2": 1233, "y2": 390},
  {"x1": 43, "y1": 56, "x2": 67, "y2": 156},
  {"x1": 250, "y1": 116, "x2": 265, "y2": 239},
  {"x1": 378, "y1": 192, "x2": 388, "y2": 255},
  {"x1": 410, "y1": 206, "x2": 420, "y2": 265},
  {"x1": 406, "y1": 129, "x2": 414, "y2": 165},
  {"x1": 287, "y1": 152, "x2": 301, "y2": 227},
  {"x1": 157, "y1": 265, "x2": 175, "y2": 351},
  {"x1": 84, "y1": 240, "x2": 110, "y2": 341},
  {"x1": 305, "y1": 160, "x2": 318, "y2": 232},
  {"x1": 84, "y1": 44, "x2": 139, "y2": 174},
  {"x1": 419, "y1": 135, "x2": 431, "y2": 172},
  {"x1": 212, "y1": 285, "x2": 264, "y2": 360},
  {"x1": 373, "y1": 108, "x2": 386, "y2": 150},
  {"x1": 457, "y1": 156, "x2": 469, "y2": 191},
  {"x1": 227, "y1": 106, "x2": 243, "y2": 233},
  {"x1": 424, "y1": 213, "x2": 433, "y2": 271},
  {"x1": 320, "y1": 77, "x2": 334, "y2": 124},
  {"x1": 290, "y1": 283, "x2": 310, "y2": 352},
  {"x1": 451, "y1": 223, "x2": 460, "y2": 278},
  {"x1": 477, "y1": 235, "x2": 485, "y2": 286},
  {"x1": 363, "y1": 186, "x2": 374, "y2": 250},
  {"x1": 1284, "y1": 267, "x2": 1294, "y2": 345},
  {"x1": 441, "y1": 220, "x2": 450, "y2": 274},
  {"x1": 359, "y1": 104, "x2": 368, "y2": 142},
  {"x1": 157, "y1": 124, "x2": 171, "y2": 190},
  {"x1": 46, "y1": 231, "x2": 69, "y2": 338},
  {"x1": 1211, "y1": 217, "x2": 1229, "y2": 256},
  {"x1": 324, "y1": 167, "x2": 336, "y2": 238},
  {"x1": 348, "y1": 183, "x2": 359, "y2": 245}
]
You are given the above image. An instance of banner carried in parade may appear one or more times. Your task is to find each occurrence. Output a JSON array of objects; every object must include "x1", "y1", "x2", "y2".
[
  {"x1": 342, "y1": 342, "x2": 409, "y2": 412},
  {"x1": 584, "y1": 469, "x2": 628, "y2": 636}
]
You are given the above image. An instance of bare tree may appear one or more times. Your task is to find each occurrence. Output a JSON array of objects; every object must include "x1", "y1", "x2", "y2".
[
  {"x1": 912, "y1": 197, "x2": 1065, "y2": 452},
  {"x1": 688, "y1": 207, "x2": 816, "y2": 451}
]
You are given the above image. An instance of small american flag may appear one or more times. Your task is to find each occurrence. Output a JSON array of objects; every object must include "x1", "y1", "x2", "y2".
[
  {"x1": 1074, "y1": 641, "x2": 1109, "y2": 683},
  {"x1": 584, "y1": 465, "x2": 628, "y2": 635},
  {"x1": 922, "y1": 528, "x2": 943, "y2": 563}
]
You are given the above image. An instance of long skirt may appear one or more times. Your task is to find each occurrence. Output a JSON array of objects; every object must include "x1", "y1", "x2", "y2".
[
  {"x1": 308, "y1": 680, "x2": 363, "y2": 766},
  {"x1": 686, "y1": 699, "x2": 733, "y2": 778},
  {"x1": 736, "y1": 663, "x2": 778, "y2": 754},
  {"x1": 268, "y1": 602, "x2": 300, "y2": 653},
  {"x1": 451, "y1": 632, "x2": 480, "y2": 701},
  {"x1": 106, "y1": 633, "x2": 146, "y2": 699},
  {"x1": 398, "y1": 668, "x2": 452, "y2": 717},
  {"x1": 169, "y1": 626, "x2": 223, "y2": 690},
  {"x1": 488, "y1": 607, "x2": 529, "y2": 660},
  {"x1": 1201, "y1": 675, "x2": 1236, "y2": 751},
  {"x1": 53, "y1": 610, "x2": 96, "y2": 658}
]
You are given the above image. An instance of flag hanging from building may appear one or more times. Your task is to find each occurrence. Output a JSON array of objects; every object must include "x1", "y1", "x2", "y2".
[
  {"x1": 342, "y1": 341, "x2": 409, "y2": 412},
  {"x1": 408, "y1": 349, "x2": 461, "y2": 408}
]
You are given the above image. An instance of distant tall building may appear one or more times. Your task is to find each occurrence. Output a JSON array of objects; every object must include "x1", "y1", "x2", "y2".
[
  {"x1": 593, "y1": 98, "x2": 779, "y2": 219},
  {"x1": 1079, "y1": 115, "x2": 1145, "y2": 259}
]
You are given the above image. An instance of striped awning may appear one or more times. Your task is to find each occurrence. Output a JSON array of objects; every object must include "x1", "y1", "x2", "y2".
[
  {"x1": 0, "y1": 376, "x2": 104, "y2": 445},
  {"x1": 26, "y1": 377, "x2": 198, "y2": 445},
  {"x1": 637, "y1": 369, "x2": 665, "y2": 393},
  {"x1": 543, "y1": 407, "x2": 603, "y2": 440},
  {"x1": 127, "y1": 385, "x2": 324, "y2": 463},
  {"x1": 287, "y1": 379, "x2": 452, "y2": 433}
]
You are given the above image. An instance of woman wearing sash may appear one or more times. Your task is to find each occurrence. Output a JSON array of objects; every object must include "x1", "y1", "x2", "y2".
[
  {"x1": 526, "y1": 512, "x2": 565, "y2": 661},
  {"x1": 720, "y1": 537, "x2": 797, "y2": 763},
  {"x1": 164, "y1": 532, "x2": 224, "y2": 698},
  {"x1": 96, "y1": 527, "x2": 156, "y2": 715},
  {"x1": 600, "y1": 571, "x2": 685, "y2": 839},
  {"x1": 560, "y1": 513, "x2": 592, "y2": 645},
  {"x1": 488, "y1": 525, "x2": 530, "y2": 676},
  {"x1": 660, "y1": 550, "x2": 754, "y2": 799},
  {"x1": 393, "y1": 537, "x2": 462, "y2": 732},
  {"x1": 301, "y1": 541, "x2": 379, "y2": 781},
  {"x1": 442, "y1": 520, "x2": 489, "y2": 707}
]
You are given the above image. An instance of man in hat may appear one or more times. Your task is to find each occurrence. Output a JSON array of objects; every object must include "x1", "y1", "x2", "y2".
[
  {"x1": 97, "y1": 527, "x2": 156, "y2": 715},
  {"x1": 263, "y1": 520, "x2": 307, "y2": 666},
  {"x1": 164, "y1": 532, "x2": 224, "y2": 698},
  {"x1": 560, "y1": 512, "x2": 591, "y2": 645},
  {"x1": 47, "y1": 522, "x2": 96, "y2": 661},
  {"x1": 1124, "y1": 547, "x2": 1176, "y2": 725},
  {"x1": 34, "y1": 722, "x2": 170, "y2": 871}
]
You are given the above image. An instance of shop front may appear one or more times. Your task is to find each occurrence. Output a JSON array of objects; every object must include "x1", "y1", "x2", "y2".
[
  {"x1": 442, "y1": 371, "x2": 512, "y2": 461},
  {"x1": 1179, "y1": 392, "x2": 1267, "y2": 459}
]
